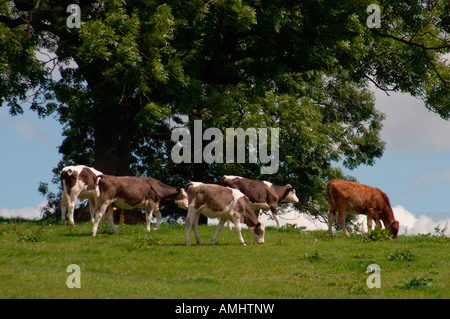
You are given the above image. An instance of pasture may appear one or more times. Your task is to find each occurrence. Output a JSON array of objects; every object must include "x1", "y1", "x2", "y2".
[{"x1": 0, "y1": 220, "x2": 448, "y2": 299}]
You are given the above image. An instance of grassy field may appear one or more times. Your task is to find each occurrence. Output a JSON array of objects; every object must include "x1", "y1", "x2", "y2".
[{"x1": 0, "y1": 219, "x2": 448, "y2": 299}]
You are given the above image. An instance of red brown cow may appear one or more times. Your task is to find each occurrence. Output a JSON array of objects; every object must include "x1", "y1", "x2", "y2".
[
  {"x1": 183, "y1": 182, "x2": 265, "y2": 246},
  {"x1": 219, "y1": 175, "x2": 299, "y2": 228},
  {"x1": 92, "y1": 175, "x2": 188, "y2": 236},
  {"x1": 327, "y1": 179, "x2": 399, "y2": 239},
  {"x1": 61, "y1": 165, "x2": 103, "y2": 226}
]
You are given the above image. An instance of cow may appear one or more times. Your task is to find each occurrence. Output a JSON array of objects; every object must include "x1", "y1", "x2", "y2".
[
  {"x1": 218, "y1": 175, "x2": 299, "y2": 228},
  {"x1": 327, "y1": 179, "x2": 399, "y2": 239},
  {"x1": 91, "y1": 175, "x2": 188, "y2": 236},
  {"x1": 183, "y1": 182, "x2": 265, "y2": 246},
  {"x1": 60, "y1": 165, "x2": 103, "y2": 226}
]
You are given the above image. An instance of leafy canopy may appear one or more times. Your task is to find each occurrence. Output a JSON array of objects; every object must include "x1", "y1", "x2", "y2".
[{"x1": 1, "y1": 0, "x2": 449, "y2": 221}]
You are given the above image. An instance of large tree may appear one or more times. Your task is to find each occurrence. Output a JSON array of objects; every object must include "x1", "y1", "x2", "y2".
[{"x1": 1, "y1": 0, "x2": 449, "y2": 222}]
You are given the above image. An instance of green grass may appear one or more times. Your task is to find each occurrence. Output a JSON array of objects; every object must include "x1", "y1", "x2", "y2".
[{"x1": 0, "y1": 220, "x2": 448, "y2": 299}]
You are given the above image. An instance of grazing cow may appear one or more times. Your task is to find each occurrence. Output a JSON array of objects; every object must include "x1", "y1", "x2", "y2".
[
  {"x1": 183, "y1": 182, "x2": 265, "y2": 246},
  {"x1": 60, "y1": 165, "x2": 103, "y2": 226},
  {"x1": 92, "y1": 175, "x2": 188, "y2": 236},
  {"x1": 219, "y1": 175, "x2": 299, "y2": 228},
  {"x1": 327, "y1": 179, "x2": 399, "y2": 239}
]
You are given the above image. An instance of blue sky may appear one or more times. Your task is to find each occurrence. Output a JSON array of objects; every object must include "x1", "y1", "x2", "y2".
[
  {"x1": 0, "y1": 107, "x2": 62, "y2": 214},
  {"x1": 1, "y1": 85, "x2": 449, "y2": 234},
  {"x1": 341, "y1": 85, "x2": 450, "y2": 222}
]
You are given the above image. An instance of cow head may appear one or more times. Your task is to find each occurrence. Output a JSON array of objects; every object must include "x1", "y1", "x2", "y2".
[
  {"x1": 389, "y1": 220, "x2": 400, "y2": 240},
  {"x1": 174, "y1": 188, "x2": 189, "y2": 210},
  {"x1": 248, "y1": 222, "x2": 265, "y2": 244},
  {"x1": 282, "y1": 184, "x2": 299, "y2": 204}
]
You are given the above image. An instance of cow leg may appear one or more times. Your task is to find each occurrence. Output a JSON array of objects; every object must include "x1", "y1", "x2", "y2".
[
  {"x1": 145, "y1": 207, "x2": 154, "y2": 232},
  {"x1": 328, "y1": 205, "x2": 336, "y2": 237},
  {"x1": 61, "y1": 192, "x2": 68, "y2": 225},
  {"x1": 153, "y1": 210, "x2": 162, "y2": 231},
  {"x1": 67, "y1": 194, "x2": 78, "y2": 226},
  {"x1": 366, "y1": 208, "x2": 374, "y2": 230},
  {"x1": 271, "y1": 207, "x2": 281, "y2": 229},
  {"x1": 88, "y1": 199, "x2": 96, "y2": 224},
  {"x1": 376, "y1": 219, "x2": 383, "y2": 228},
  {"x1": 226, "y1": 220, "x2": 232, "y2": 230},
  {"x1": 211, "y1": 218, "x2": 226, "y2": 245},
  {"x1": 105, "y1": 206, "x2": 118, "y2": 234},
  {"x1": 231, "y1": 217, "x2": 247, "y2": 246},
  {"x1": 92, "y1": 201, "x2": 110, "y2": 236},
  {"x1": 192, "y1": 212, "x2": 203, "y2": 244},
  {"x1": 185, "y1": 207, "x2": 197, "y2": 246},
  {"x1": 337, "y1": 208, "x2": 350, "y2": 238}
]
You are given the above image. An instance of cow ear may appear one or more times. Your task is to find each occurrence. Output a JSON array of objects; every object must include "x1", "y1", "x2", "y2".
[{"x1": 286, "y1": 184, "x2": 292, "y2": 189}]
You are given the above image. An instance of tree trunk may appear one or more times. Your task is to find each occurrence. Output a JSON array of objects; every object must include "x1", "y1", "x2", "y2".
[{"x1": 93, "y1": 103, "x2": 137, "y2": 176}]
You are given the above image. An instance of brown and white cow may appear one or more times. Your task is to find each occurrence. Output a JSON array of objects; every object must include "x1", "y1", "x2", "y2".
[
  {"x1": 61, "y1": 165, "x2": 103, "y2": 226},
  {"x1": 91, "y1": 175, "x2": 188, "y2": 236},
  {"x1": 219, "y1": 175, "x2": 299, "y2": 228},
  {"x1": 327, "y1": 179, "x2": 400, "y2": 239},
  {"x1": 183, "y1": 182, "x2": 265, "y2": 246}
]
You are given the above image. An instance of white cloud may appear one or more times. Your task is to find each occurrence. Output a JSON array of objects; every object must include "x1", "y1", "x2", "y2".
[
  {"x1": 392, "y1": 205, "x2": 449, "y2": 235},
  {"x1": 0, "y1": 201, "x2": 47, "y2": 220},
  {"x1": 0, "y1": 109, "x2": 49, "y2": 141},
  {"x1": 10, "y1": 117, "x2": 49, "y2": 140},
  {"x1": 372, "y1": 86, "x2": 450, "y2": 153}
]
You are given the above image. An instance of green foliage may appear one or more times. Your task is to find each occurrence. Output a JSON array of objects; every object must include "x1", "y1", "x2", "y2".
[
  {"x1": 348, "y1": 284, "x2": 369, "y2": 295},
  {"x1": 0, "y1": 223, "x2": 448, "y2": 298},
  {"x1": 302, "y1": 250, "x2": 321, "y2": 262},
  {"x1": 1, "y1": 0, "x2": 449, "y2": 222},
  {"x1": 131, "y1": 233, "x2": 163, "y2": 251},
  {"x1": 386, "y1": 250, "x2": 415, "y2": 262},
  {"x1": 416, "y1": 222, "x2": 449, "y2": 243},
  {"x1": 361, "y1": 227, "x2": 393, "y2": 242},
  {"x1": 396, "y1": 277, "x2": 434, "y2": 290},
  {"x1": 10, "y1": 219, "x2": 46, "y2": 243},
  {"x1": 278, "y1": 223, "x2": 306, "y2": 233}
]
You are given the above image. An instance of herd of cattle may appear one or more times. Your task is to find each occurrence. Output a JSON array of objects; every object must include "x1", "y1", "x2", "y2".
[{"x1": 61, "y1": 165, "x2": 400, "y2": 245}]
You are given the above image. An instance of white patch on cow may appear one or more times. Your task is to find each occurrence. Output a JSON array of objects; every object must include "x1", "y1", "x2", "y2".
[
  {"x1": 263, "y1": 180, "x2": 273, "y2": 187},
  {"x1": 200, "y1": 205, "x2": 231, "y2": 219},
  {"x1": 223, "y1": 175, "x2": 243, "y2": 180},
  {"x1": 189, "y1": 182, "x2": 204, "y2": 188},
  {"x1": 230, "y1": 188, "x2": 245, "y2": 200},
  {"x1": 63, "y1": 165, "x2": 84, "y2": 175},
  {"x1": 175, "y1": 188, "x2": 189, "y2": 209},
  {"x1": 61, "y1": 165, "x2": 103, "y2": 226},
  {"x1": 283, "y1": 190, "x2": 299, "y2": 203}
]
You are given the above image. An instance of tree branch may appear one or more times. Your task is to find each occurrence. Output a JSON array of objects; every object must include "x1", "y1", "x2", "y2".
[{"x1": 372, "y1": 28, "x2": 450, "y2": 50}]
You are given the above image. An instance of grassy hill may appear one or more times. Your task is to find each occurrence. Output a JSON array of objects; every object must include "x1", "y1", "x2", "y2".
[{"x1": 0, "y1": 220, "x2": 448, "y2": 299}]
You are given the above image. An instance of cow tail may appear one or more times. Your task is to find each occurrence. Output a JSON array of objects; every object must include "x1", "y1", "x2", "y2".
[
  {"x1": 60, "y1": 171, "x2": 70, "y2": 209},
  {"x1": 326, "y1": 180, "x2": 336, "y2": 208},
  {"x1": 326, "y1": 180, "x2": 333, "y2": 198}
]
